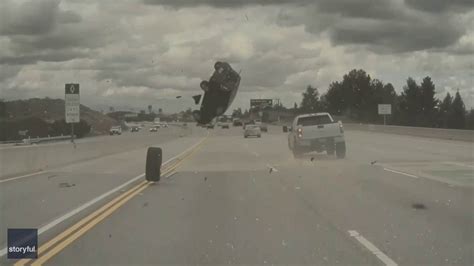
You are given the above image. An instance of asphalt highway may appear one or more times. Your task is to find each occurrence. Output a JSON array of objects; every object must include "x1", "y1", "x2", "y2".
[{"x1": 1, "y1": 125, "x2": 472, "y2": 265}]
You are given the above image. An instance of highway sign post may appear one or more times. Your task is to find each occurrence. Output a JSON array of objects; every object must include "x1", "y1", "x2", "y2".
[
  {"x1": 65, "y1": 83, "x2": 80, "y2": 143},
  {"x1": 378, "y1": 104, "x2": 391, "y2": 125}
]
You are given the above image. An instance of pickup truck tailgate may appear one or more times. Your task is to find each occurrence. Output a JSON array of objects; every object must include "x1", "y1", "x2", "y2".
[{"x1": 298, "y1": 123, "x2": 341, "y2": 140}]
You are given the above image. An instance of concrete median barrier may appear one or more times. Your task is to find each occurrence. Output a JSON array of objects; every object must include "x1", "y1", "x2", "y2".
[
  {"x1": 344, "y1": 123, "x2": 473, "y2": 142},
  {"x1": 0, "y1": 126, "x2": 204, "y2": 179}
]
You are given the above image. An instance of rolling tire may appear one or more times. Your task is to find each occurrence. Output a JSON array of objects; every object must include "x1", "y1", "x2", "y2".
[
  {"x1": 146, "y1": 147, "x2": 162, "y2": 182},
  {"x1": 336, "y1": 142, "x2": 346, "y2": 159}
]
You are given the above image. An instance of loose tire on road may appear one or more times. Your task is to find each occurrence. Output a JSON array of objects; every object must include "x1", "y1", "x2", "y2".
[
  {"x1": 146, "y1": 147, "x2": 162, "y2": 182},
  {"x1": 336, "y1": 142, "x2": 346, "y2": 159}
]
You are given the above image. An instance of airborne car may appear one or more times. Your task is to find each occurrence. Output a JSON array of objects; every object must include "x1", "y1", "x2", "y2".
[{"x1": 193, "y1": 62, "x2": 241, "y2": 125}]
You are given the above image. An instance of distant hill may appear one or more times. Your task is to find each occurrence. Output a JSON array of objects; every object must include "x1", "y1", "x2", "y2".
[{"x1": 0, "y1": 98, "x2": 118, "y2": 135}]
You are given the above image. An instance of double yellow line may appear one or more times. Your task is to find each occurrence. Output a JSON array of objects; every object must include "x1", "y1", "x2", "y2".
[{"x1": 15, "y1": 138, "x2": 207, "y2": 266}]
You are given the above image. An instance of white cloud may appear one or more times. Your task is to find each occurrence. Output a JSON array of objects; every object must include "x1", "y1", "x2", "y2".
[{"x1": 0, "y1": 0, "x2": 473, "y2": 112}]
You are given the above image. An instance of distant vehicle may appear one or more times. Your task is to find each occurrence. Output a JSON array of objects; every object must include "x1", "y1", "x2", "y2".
[
  {"x1": 109, "y1": 126, "x2": 122, "y2": 135},
  {"x1": 221, "y1": 123, "x2": 230, "y2": 129},
  {"x1": 244, "y1": 124, "x2": 261, "y2": 138},
  {"x1": 288, "y1": 112, "x2": 345, "y2": 158},
  {"x1": 207, "y1": 124, "x2": 215, "y2": 129},
  {"x1": 130, "y1": 126, "x2": 140, "y2": 132},
  {"x1": 232, "y1": 119, "x2": 242, "y2": 126},
  {"x1": 254, "y1": 119, "x2": 267, "y2": 132},
  {"x1": 149, "y1": 126, "x2": 158, "y2": 132}
]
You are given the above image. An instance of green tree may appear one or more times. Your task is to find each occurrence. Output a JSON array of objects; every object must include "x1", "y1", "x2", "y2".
[
  {"x1": 232, "y1": 108, "x2": 243, "y2": 118},
  {"x1": 448, "y1": 91, "x2": 466, "y2": 129},
  {"x1": 398, "y1": 78, "x2": 423, "y2": 126},
  {"x1": 466, "y1": 109, "x2": 474, "y2": 129},
  {"x1": 438, "y1": 92, "x2": 452, "y2": 128},
  {"x1": 324, "y1": 81, "x2": 345, "y2": 115},
  {"x1": 419, "y1": 77, "x2": 438, "y2": 126},
  {"x1": 300, "y1": 85, "x2": 320, "y2": 113}
]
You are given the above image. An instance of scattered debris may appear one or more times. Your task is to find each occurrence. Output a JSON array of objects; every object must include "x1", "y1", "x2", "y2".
[
  {"x1": 176, "y1": 96, "x2": 182, "y2": 99},
  {"x1": 412, "y1": 203, "x2": 426, "y2": 210},
  {"x1": 109, "y1": 234, "x2": 112, "y2": 238},
  {"x1": 47, "y1": 174, "x2": 57, "y2": 179},
  {"x1": 371, "y1": 160, "x2": 377, "y2": 165},
  {"x1": 204, "y1": 176, "x2": 208, "y2": 181},
  {"x1": 310, "y1": 157, "x2": 315, "y2": 162},
  {"x1": 143, "y1": 202, "x2": 149, "y2": 207},
  {"x1": 58, "y1": 182, "x2": 75, "y2": 188}
]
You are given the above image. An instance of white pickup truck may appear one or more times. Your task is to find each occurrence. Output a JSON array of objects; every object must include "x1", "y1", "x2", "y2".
[{"x1": 288, "y1": 113, "x2": 346, "y2": 158}]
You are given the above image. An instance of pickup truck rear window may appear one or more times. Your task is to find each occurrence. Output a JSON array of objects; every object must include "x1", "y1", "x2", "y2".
[{"x1": 297, "y1": 115, "x2": 333, "y2": 126}]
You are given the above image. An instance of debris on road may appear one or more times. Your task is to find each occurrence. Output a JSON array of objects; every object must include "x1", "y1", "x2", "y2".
[
  {"x1": 58, "y1": 182, "x2": 75, "y2": 188},
  {"x1": 371, "y1": 160, "x2": 377, "y2": 165}
]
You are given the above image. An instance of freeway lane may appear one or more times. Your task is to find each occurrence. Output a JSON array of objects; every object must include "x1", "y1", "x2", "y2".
[
  {"x1": 22, "y1": 126, "x2": 472, "y2": 265},
  {"x1": 0, "y1": 126, "x2": 206, "y2": 262}
]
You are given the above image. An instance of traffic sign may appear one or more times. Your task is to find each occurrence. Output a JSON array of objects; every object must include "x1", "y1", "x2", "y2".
[
  {"x1": 378, "y1": 104, "x2": 391, "y2": 115},
  {"x1": 250, "y1": 99, "x2": 272, "y2": 108},
  {"x1": 65, "y1": 83, "x2": 80, "y2": 123}
]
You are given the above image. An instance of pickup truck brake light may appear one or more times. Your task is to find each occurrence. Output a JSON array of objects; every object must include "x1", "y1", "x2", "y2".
[{"x1": 297, "y1": 127, "x2": 303, "y2": 138}]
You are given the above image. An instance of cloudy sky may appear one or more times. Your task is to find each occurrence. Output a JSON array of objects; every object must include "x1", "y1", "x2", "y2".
[{"x1": 1, "y1": 0, "x2": 473, "y2": 113}]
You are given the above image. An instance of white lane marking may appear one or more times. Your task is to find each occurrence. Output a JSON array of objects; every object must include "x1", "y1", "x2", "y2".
[
  {"x1": 443, "y1": 161, "x2": 474, "y2": 169},
  {"x1": 0, "y1": 137, "x2": 205, "y2": 257},
  {"x1": 0, "y1": 170, "x2": 48, "y2": 184},
  {"x1": 383, "y1": 168, "x2": 418, "y2": 178},
  {"x1": 348, "y1": 230, "x2": 397, "y2": 266}
]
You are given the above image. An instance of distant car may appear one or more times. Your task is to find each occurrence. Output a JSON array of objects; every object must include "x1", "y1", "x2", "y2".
[
  {"x1": 130, "y1": 126, "x2": 139, "y2": 132},
  {"x1": 233, "y1": 119, "x2": 242, "y2": 126},
  {"x1": 255, "y1": 121, "x2": 267, "y2": 132},
  {"x1": 221, "y1": 123, "x2": 230, "y2": 129},
  {"x1": 149, "y1": 126, "x2": 158, "y2": 132},
  {"x1": 109, "y1": 126, "x2": 122, "y2": 135},
  {"x1": 207, "y1": 124, "x2": 215, "y2": 129},
  {"x1": 244, "y1": 124, "x2": 261, "y2": 138}
]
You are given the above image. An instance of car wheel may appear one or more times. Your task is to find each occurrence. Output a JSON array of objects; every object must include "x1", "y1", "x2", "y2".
[
  {"x1": 146, "y1": 147, "x2": 162, "y2": 182},
  {"x1": 336, "y1": 142, "x2": 346, "y2": 159},
  {"x1": 214, "y1": 61, "x2": 223, "y2": 70},
  {"x1": 200, "y1": 80, "x2": 209, "y2": 92}
]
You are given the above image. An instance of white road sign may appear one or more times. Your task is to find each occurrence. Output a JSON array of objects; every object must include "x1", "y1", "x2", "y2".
[
  {"x1": 378, "y1": 104, "x2": 392, "y2": 115},
  {"x1": 65, "y1": 83, "x2": 80, "y2": 123}
]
